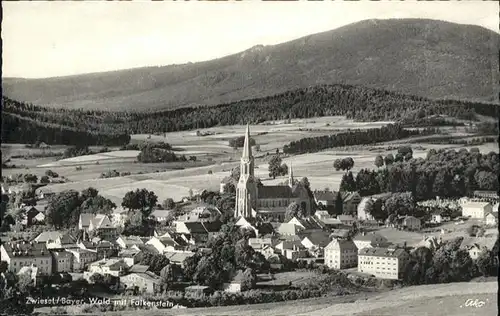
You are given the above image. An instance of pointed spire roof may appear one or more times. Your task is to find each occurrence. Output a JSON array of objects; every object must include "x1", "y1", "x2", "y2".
[{"x1": 241, "y1": 124, "x2": 252, "y2": 160}]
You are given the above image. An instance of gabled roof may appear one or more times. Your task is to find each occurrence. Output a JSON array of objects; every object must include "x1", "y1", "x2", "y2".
[
  {"x1": 325, "y1": 238, "x2": 357, "y2": 250},
  {"x1": 460, "y1": 237, "x2": 497, "y2": 251},
  {"x1": 341, "y1": 192, "x2": 361, "y2": 202},
  {"x1": 290, "y1": 216, "x2": 324, "y2": 230},
  {"x1": 118, "y1": 235, "x2": 145, "y2": 247},
  {"x1": 122, "y1": 271, "x2": 160, "y2": 283},
  {"x1": 164, "y1": 251, "x2": 195, "y2": 263},
  {"x1": 277, "y1": 240, "x2": 305, "y2": 250},
  {"x1": 321, "y1": 218, "x2": 342, "y2": 226},
  {"x1": 3, "y1": 241, "x2": 51, "y2": 257},
  {"x1": 278, "y1": 223, "x2": 301, "y2": 235},
  {"x1": 485, "y1": 212, "x2": 498, "y2": 219},
  {"x1": 183, "y1": 222, "x2": 208, "y2": 234},
  {"x1": 337, "y1": 215, "x2": 355, "y2": 221},
  {"x1": 202, "y1": 221, "x2": 223, "y2": 233}
]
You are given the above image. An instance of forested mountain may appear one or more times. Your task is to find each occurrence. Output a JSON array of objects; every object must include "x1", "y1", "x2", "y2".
[
  {"x1": 2, "y1": 83, "x2": 498, "y2": 145},
  {"x1": 3, "y1": 19, "x2": 499, "y2": 111}
]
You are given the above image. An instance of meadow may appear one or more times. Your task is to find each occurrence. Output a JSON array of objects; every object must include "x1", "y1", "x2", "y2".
[{"x1": 2, "y1": 116, "x2": 497, "y2": 204}]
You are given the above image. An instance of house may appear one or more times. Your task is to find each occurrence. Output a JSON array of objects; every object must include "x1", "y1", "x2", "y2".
[
  {"x1": 313, "y1": 190, "x2": 337, "y2": 209},
  {"x1": 430, "y1": 213, "x2": 443, "y2": 224},
  {"x1": 118, "y1": 248, "x2": 142, "y2": 267},
  {"x1": 115, "y1": 235, "x2": 145, "y2": 249},
  {"x1": 67, "y1": 248, "x2": 98, "y2": 271},
  {"x1": 51, "y1": 251, "x2": 73, "y2": 273},
  {"x1": 341, "y1": 192, "x2": 362, "y2": 216},
  {"x1": 175, "y1": 221, "x2": 222, "y2": 243},
  {"x1": 150, "y1": 209, "x2": 174, "y2": 223},
  {"x1": 314, "y1": 210, "x2": 331, "y2": 221},
  {"x1": 34, "y1": 231, "x2": 78, "y2": 250},
  {"x1": 35, "y1": 187, "x2": 55, "y2": 200},
  {"x1": 324, "y1": 238, "x2": 358, "y2": 269},
  {"x1": 21, "y1": 206, "x2": 46, "y2": 226},
  {"x1": 485, "y1": 212, "x2": 498, "y2": 226},
  {"x1": 259, "y1": 245, "x2": 276, "y2": 259},
  {"x1": 358, "y1": 246, "x2": 410, "y2": 280},
  {"x1": 278, "y1": 223, "x2": 302, "y2": 236},
  {"x1": 78, "y1": 214, "x2": 118, "y2": 240},
  {"x1": 88, "y1": 258, "x2": 128, "y2": 277},
  {"x1": 401, "y1": 216, "x2": 421, "y2": 231},
  {"x1": 460, "y1": 237, "x2": 497, "y2": 260},
  {"x1": 287, "y1": 216, "x2": 324, "y2": 233},
  {"x1": 462, "y1": 202, "x2": 493, "y2": 219},
  {"x1": 146, "y1": 236, "x2": 188, "y2": 253},
  {"x1": 330, "y1": 229, "x2": 351, "y2": 239},
  {"x1": 248, "y1": 238, "x2": 275, "y2": 252},
  {"x1": 321, "y1": 218, "x2": 343, "y2": 229},
  {"x1": 0, "y1": 241, "x2": 52, "y2": 275},
  {"x1": 274, "y1": 240, "x2": 308, "y2": 261},
  {"x1": 77, "y1": 240, "x2": 118, "y2": 260},
  {"x1": 120, "y1": 271, "x2": 160, "y2": 294},
  {"x1": 164, "y1": 251, "x2": 196, "y2": 268},
  {"x1": 337, "y1": 215, "x2": 355, "y2": 226},
  {"x1": 223, "y1": 270, "x2": 247, "y2": 293},
  {"x1": 353, "y1": 232, "x2": 389, "y2": 252},
  {"x1": 185, "y1": 285, "x2": 213, "y2": 296},
  {"x1": 301, "y1": 232, "x2": 331, "y2": 257}
]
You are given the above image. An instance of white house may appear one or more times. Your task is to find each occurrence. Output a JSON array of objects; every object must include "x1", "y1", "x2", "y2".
[
  {"x1": 324, "y1": 238, "x2": 358, "y2": 269},
  {"x1": 88, "y1": 258, "x2": 128, "y2": 277},
  {"x1": 116, "y1": 236, "x2": 145, "y2": 249},
  {"x1": 1, "y1": 241, "x2": 52, "y2": 275},
  {"x1": 314, "y1": 210, "x2": 331, "y2": 221},
  {"x1": 120, "y1": 272, "x2": 160, "y2": 294},
  {"x1": 430, "y1": 213, "x2": 442, "y2": 224},
  {"x1": 461, "y1": 202, "x2": 493, "y2": 219},
  {"x1": 485, "y1": 212, "x2": 498, "y2": 226}
]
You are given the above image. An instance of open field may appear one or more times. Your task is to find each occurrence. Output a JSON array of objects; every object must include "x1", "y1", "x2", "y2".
[
  {"x1": 83, "y1": 281, "x2": 497, "y2": 316},
  {"x1": 2, "y1": 117, "x2": 497, "y2": 202},
  {"x1": 257, "y1": 271, "x2": 317, "y2": 287}
]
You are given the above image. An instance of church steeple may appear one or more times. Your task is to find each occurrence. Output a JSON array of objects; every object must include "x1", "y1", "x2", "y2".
[
  {"x1": 288, "y1": 162, "x2": 294, "y2": 187},
  {"x1": 236, "y1": 124, "x2": 257, "y2": 219},
  {"x1": 242, "y1": 124, "x2": 252, "y2": 162}
]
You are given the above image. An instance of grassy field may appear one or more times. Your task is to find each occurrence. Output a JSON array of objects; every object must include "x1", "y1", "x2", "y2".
[{"x1": 2, "y1": 116, "x2": 498, "y2": 202}]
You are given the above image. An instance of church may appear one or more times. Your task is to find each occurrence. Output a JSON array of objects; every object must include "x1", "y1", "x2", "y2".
[{"x1": 233, "y1": 125, "x2": 311, "y2": 222}]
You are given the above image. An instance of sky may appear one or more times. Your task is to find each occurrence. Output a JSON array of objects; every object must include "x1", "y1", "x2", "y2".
[{"x1": 2, "y1": 1, "x2": 499, "y2": 79}]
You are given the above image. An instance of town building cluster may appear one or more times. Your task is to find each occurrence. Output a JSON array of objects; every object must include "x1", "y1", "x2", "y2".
[{"x1": 1, "y1": 127, "x2": 498, "y2": 293}]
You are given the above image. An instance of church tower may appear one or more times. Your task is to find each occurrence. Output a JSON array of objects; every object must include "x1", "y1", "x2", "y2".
[{"x1": 235, "y1": 124, "x2": 258, "y2": 218}]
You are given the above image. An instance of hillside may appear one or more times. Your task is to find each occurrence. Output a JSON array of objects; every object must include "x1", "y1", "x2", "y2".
[
  {"x1": 3, "y1": 19, "x2": 499, "y2": 111},
  {"x1": 3, "y1": 84, "x2": 498, "y2": 145}
]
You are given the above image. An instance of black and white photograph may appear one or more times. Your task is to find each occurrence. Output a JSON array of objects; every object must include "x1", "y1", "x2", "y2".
[{"x1": 1, "y1": 1, "x2": 499, "y2": 315}]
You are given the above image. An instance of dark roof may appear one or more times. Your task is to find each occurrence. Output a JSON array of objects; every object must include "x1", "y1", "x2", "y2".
[
  {"x1": 202, "y1": 221, "x2": 223, "y2": 233},
  {"x1": 137, "y1": 244, "x2": 160, "y2": 254},
  {"x1": 258, "y1": 186, "x2": 292, "y2": 199},
  {"x1": 2, "y1": 241, "x2": 51, "y2": 257},
  {"x1": 302, "y1": 232, "x2": 331, "y2": 247},
  {"x1": 341, "y1": 192, "x2": 361, "y2": 203},
  {"x1": 358, "y1": 247, "x2": 408, "y2": 258},
  {"x1": 314, "y1": 191, "x2": 337, "y2": 201},
  {"x1": 294, "y1": 216, "x2": 324, "y2": 230},
  {"x1": 129, "y1": 264, "x2": 149, "y2": 273},
  {"x1": 184, "y1": 222, "x2": 208, "y2": 234}
]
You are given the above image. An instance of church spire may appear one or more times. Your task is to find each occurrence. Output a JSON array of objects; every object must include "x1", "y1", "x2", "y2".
[
  {"x1": 241, "y1": 124, "x2": 252, "y2": 161},
  {"x1": 288, "y1": 162, "x2": 294, "y2": 187}
]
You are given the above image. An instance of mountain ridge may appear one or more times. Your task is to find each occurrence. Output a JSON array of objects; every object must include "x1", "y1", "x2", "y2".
[{"x1": 3, "y1": 18, "x2": 499, "y2": 111}]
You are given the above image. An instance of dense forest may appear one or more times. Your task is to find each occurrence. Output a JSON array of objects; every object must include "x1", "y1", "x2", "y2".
[
  {"x1": 341, "y1": 148, "x2": 499, "y2": 201},
  {"x1": 283, "y1": 124, "x2": 434, "y2": 154},
  {"x1": 2, "y1": 84, "x2": 498, "y2": 145}
]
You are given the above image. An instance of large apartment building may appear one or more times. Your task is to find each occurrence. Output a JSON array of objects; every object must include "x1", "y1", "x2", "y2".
[
  {"x1": 324, "y1": 238, "x2": 358, "y2": 269},
  {"x1": 358, "y1": 246, "x2": 410, "y2": 280},
  {"x1": 0, "y1": 241, "x2": 53, "y2": 275}
]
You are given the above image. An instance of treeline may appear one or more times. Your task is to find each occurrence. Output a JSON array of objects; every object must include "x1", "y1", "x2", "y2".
[
  {"x1": 2, "y1": 111, "x2": 130, "y2": 147},
  {"x1": 342, "y1": 148, "x2": 499, "y2": 201},
  {"x1": 283, "y1": 125, "x2": 433, "y2": 154},
  {"x1": 3, "y1": 84, "x2": 498, "y2": 138},
  {"x1": 137, "y1": 144, "x2": 187, "y2": 163}
]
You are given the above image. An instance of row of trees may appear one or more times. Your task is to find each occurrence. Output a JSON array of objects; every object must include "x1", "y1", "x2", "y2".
[
  {"x1": 283, "y1": 125, "x2": 432, "y2": 155},
  {"x1": 4, "y1": 85, "x2": 498, "y2": 145},
  {"x1": 340, "y1": 148, "x2": 499, "y2": 202}
]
